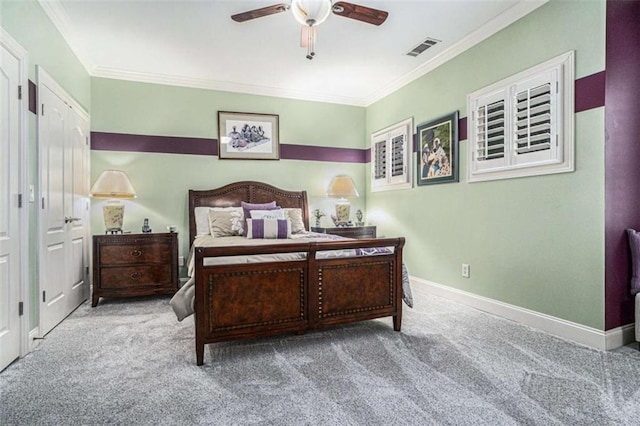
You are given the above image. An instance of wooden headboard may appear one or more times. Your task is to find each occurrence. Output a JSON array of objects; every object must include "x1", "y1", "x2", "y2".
[{"x1": 188, "y1": 181, "x2": 309, "y2": 244}]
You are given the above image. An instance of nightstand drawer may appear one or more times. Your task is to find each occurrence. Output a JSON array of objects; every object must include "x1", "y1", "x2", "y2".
[
  {"x1": 99, "y1": 243, "x2": 170, "y2": 265},
  {"x1": 100, "y1": 265, "x2": 172, "y2": 289}
]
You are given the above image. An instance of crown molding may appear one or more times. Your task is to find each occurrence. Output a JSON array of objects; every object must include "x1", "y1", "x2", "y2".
[
  {"x1": 362, "y1": 0, "x2": 549, "y2": 106},
  {"x1": 91, "y1": 66, "x2": 369, "y2": 107},
  {"x1": 39, "y1": 0, "x2": 547, "y2": 108},
  {"x1": 38, "y1": 0, "x2": 96, "y2": 74}
]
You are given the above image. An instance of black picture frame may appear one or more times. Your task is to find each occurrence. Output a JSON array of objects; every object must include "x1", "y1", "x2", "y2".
[{"x1": 416, "y1": 111, "x2": 459, "y2": 186}]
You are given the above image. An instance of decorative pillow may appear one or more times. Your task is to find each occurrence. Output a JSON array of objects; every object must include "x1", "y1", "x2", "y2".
[
  {"x1": 282, "y1": 208, "x2": 306, "y2": 234},
  {"x1": 246, "y1": 218, "x2": 291, "y2": 239},
  {"x1": 241, "y1": 201, "x2": 278, "y2": 231},
  {"x1": 250, "y1": 209, "x2": 285, "y2": 220},
  {"x1": 208, "y1": 207, "x2": 244, "y2": 238},
  {"x1": 626, "y1": 229, "x2": 640, "y2": 295}
]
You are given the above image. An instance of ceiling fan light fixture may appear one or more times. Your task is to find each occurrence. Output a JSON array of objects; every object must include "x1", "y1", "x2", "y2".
[{"x1": 291, "y1": 0, "x2": 332, "y2": 27}]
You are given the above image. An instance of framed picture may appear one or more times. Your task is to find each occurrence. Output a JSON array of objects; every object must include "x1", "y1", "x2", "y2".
[
  {"x1": 417, "y1": 111, "x2": 459, "y2": 186},
  {"x1": 218, "y1": 111, "x2": 280, "y2": 160}
]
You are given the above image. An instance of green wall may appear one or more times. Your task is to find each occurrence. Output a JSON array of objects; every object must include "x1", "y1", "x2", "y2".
[
  {"x1": 1, "y1": 0, "x2": 609, "y2": 335},
  {"x1": 1, "y1": 0, "x2": 91, "y2": 329},
  {"x1": 366, "y1": 0, "x2": 606, "y2": 329},
  {"x1": 90, "y1": 78, "x2": 367, "y2": 271}
]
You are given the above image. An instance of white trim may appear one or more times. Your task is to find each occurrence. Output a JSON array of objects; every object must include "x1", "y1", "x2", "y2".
[
  {"x1": 28, "y1": 328, "x2": 42, "y2": 352},
  {"x1": 38, "y1": 0, "x2": 548, "y2": 107},
  {"x1": 411, "y1": 276, "x2": 635, "y2": 351},
  {"x1": 604, "y1": 324, "x2": 636, "y2": 350},
  {"x1": 1, "y1": 27, "x2": 31, "y2": 359},
  {"x1": 36, "y1": 0, "x2": 95, "y2": 74}
]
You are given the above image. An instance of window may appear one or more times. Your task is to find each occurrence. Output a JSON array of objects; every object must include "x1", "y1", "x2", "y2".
[
  {"x1": 371, "y1": 117, "x2": 413, "y2": 192},
  {"x1": 467, "y1": 51, "x2": 574, "y2": 182}
]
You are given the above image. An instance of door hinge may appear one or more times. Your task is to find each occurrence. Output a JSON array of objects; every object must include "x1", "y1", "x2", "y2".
[
  {"x1": 42, "y1": 197, "x2": 45, "y2": 209},
  {"x1": 86, "y1": 266, "x2": 89, "y2": 275},
  {"x1": 86, "y1": 136, "x2": 89, "y2": 146},
  {"x1": 42, "y1": 291, "x2": 46, "y2": 303},
  {"x1": 18, "y1": 85, "x2": 23, "y2": 100},
  {"x1": 18, "y1": 193, "x2": 23, "y2": 208},
  {"x1": 41, "y1": 104, "x2": 44, "y2": 116},
  {"x1": 19, "y1": 301, "x2": 24, "y2": 316}
]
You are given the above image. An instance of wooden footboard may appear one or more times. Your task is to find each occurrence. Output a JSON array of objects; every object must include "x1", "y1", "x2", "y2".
[{"x1": 193, "y1": 238, "x2": 405, "y2": 365}]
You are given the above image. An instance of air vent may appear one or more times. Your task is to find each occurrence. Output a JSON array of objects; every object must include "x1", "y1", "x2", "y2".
[{"x1": 406, "y1": 37, "x2": 440, "y2": 57}]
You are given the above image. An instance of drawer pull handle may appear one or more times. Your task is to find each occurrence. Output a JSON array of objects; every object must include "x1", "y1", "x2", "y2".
[
  {"x1": 130, "y1": 272, "x2": 141, "y2": 280},
  {"x1": 131, "y1": 250, "x2": 142, "y2": 257}
]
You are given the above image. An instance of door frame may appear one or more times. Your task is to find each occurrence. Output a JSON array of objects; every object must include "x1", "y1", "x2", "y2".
[{"x1": 0, "y1": 27, "x2": 30, "y2": 358}]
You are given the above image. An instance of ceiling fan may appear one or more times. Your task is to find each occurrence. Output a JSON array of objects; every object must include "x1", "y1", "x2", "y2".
[{"x1": 231, "y1": 0, "x2": 389, "y2": 60}]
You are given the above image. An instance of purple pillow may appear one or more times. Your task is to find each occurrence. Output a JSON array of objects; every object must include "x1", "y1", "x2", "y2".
[
  {"x1": 246, "y1": 219, "x2": 291, "y2": 239},
  {"x1": 626, "y1": 229, "x2": 640, "y2": 296},
  {"x1": 241, "y1": 201, "x2": 278, "y2": 235}
]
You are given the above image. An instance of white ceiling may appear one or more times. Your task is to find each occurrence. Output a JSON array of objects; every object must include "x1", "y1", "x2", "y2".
[{"x1": 40, "y1": 0, "x2": 546, "y2": 106}]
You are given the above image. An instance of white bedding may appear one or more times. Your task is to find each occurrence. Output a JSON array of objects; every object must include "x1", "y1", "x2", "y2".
[{"x1": 170, "y1": 231, "x2": 413, "y2": 321}]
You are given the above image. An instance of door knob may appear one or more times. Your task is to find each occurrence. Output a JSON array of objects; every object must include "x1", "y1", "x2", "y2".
[{"x1": 64, "y1": 217, "x2": 81, "y2": 223}]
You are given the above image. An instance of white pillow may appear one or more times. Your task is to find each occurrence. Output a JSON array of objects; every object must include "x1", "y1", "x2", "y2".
[
  {"x1": 249, "y1": 209, "x2": 285, "y2": 220},
  {"x1": 282, "y1": 208, "x2": 306, "y2": 234}
]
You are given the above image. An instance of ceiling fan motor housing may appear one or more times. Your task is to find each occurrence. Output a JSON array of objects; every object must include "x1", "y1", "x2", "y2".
[{"x1": 291, "y1": 0, "x2": 332, "y2": 27}]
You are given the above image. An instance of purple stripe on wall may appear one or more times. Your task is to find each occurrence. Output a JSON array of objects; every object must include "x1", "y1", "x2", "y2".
[
  {"x1": 28, "y1": 80, "x2": 37, "y2": 114},
  {"x1": 604, "y1": 0, "x2": 640, "y2": 330},
  {"x1": 575, "y1": 71, "x2": 606, "y2": 113},
  {"x1": 458, "y1": 117, "x2": 468, "y2": 141},
  {"x1": 91, "y1": 132, "x2": 218, "y2": 156},
  {"x1": 280, "y1": 144, "x2": 366, "y2": 163},
  {"x1": 91, "y1": 131, "x2": 367, "y2": 163}
]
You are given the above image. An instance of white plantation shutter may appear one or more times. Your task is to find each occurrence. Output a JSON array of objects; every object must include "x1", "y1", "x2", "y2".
[
  {"x1": 471, "y1": 89, "x2": 508, "y2": 173},
  {"x1": 371, "y1": 118, "x2": 412, "y2": 191},
  {"x1": 467, "y1": 51, "x2": 573, "y2": 182},
  {"x1": 372, "y1": 136, "x2": 387, "y2": 186},
  {"x1": 512, "y1": 69, "x2": 559, "y2": 166}
]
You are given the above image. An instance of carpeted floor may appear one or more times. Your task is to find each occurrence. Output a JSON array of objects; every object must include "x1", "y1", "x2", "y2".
[{"x1": 1, "y1": 283, "x2": 640, "y2": 425}]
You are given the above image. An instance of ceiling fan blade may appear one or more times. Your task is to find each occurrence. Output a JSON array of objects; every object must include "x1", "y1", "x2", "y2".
[
  {"x1": 331, "y1": 1, "x2": 388, "y2": 26},
  {"x1": 231, "y1": 3, "x2": 289, "y2": 23}
]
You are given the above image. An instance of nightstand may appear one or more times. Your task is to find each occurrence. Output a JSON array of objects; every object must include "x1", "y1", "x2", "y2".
[
  {"x1": 92, "y1": 232, "x2": 179, "y2": 306},
  {"x1": 311, "y1": 226, "x2": 377, "y2": 239}
]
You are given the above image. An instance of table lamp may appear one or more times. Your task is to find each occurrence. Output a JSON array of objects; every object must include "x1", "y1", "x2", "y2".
[
  {"x1": 326, "y1": 175, "x2": 359, "y2": 224},
  {"x1": 90, "y1": 170, "x2": 136, "y2": 234}
]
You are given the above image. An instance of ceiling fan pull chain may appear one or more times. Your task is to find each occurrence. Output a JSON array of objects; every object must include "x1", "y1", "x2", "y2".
[{"x1": 307, "y1": 26, "x2": 316, "y2": 60}]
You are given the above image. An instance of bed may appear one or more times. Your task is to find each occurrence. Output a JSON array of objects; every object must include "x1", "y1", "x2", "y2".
[{"x1": 173, "y1": 181, "x2": 406, "y2": 365}]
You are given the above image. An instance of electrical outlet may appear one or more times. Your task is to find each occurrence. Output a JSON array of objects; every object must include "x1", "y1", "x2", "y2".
[
  {"x1": 462, "y1": 263, "x2": 470, "y2": 278},
  {"x1": 178, "y1": 256, "x2": 185, "y2": 267}
]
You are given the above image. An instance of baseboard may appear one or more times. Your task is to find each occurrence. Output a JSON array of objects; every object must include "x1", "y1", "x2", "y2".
[
  {"x1": 28, "y1": 327, "x2": 42, "y2": 352},
  {"x1": 411, "y1": 277, "x2": 636, "y2": 350}
]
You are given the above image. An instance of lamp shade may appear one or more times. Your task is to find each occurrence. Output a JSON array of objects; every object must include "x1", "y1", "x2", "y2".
[
  {"x1": 291, "y1": 0, "x2": 332, "y2": 26},
  {"x1": 90, "y1": 170, "x2": 136, "y2": 199},
  {"x1": 326, "y1": 175, "x2": 359, "y2": 198}
]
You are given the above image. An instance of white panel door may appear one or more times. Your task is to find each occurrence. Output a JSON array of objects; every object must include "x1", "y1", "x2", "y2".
[
  {"x1": 38, "y1": 72, "x2": 89, "y2": 337},
  {"x1": 65, "y1": 107, "x2": 90, "y2": 311},
  {"x1": 0, "y1": 43, "x2": 21, "y2": 371}
]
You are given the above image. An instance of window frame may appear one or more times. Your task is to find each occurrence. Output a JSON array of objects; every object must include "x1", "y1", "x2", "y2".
[
  {"x1": 371, "y1": 117, "x2": 413, "y2": 192},
  {"x1": 467, "y1": 51, "x2": 575, "y2": 183}
]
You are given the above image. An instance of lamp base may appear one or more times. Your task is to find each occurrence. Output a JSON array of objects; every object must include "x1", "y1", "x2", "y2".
[
  {"x1": 335, "y1": 199, "x2": 350, "y2": 223},
  {"x1": 103, "y1": 202, "x2": 124, "y2": 233}
]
